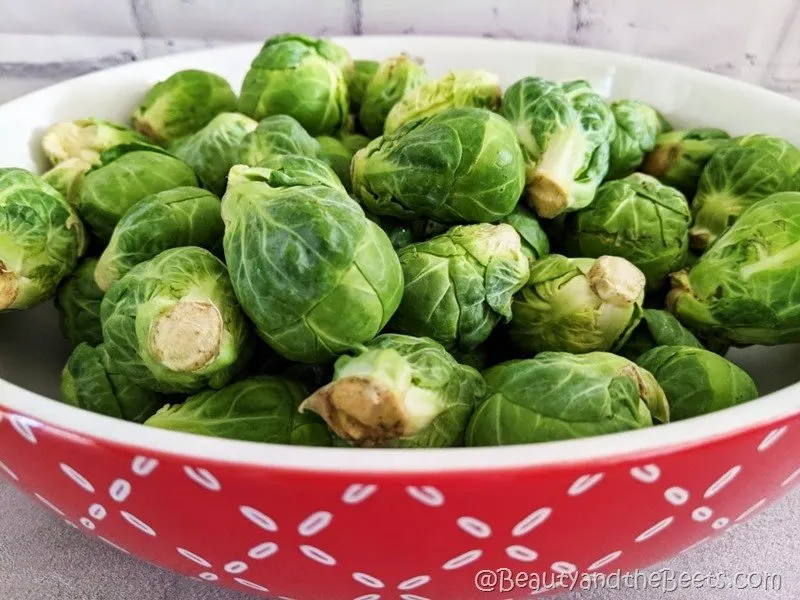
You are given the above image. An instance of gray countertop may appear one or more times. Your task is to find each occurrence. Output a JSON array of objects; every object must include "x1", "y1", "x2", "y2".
[{"x1": 1, "y1": 480, "x2": 798, "y2": 600}]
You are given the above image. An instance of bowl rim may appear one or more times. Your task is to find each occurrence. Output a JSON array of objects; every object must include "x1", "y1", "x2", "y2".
[{"x1": 2, "y1": 35, "x2": 800, "y2": 474}]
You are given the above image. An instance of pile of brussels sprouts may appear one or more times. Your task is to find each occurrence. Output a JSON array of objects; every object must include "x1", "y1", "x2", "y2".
[{"x1": 7, "y1": 33, "x2": 800, "y2": 449}]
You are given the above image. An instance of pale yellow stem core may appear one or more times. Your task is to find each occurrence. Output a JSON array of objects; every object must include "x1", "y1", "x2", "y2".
[
  {"x1": 149, "y1": 301, "x2": 222, "y2": 373},
  {"x1": 0, "y1": 262, "x2": 18, "y2": 310},
  {"x1": 528, "y1": 173, "x2": 568, "y2": 219},
  {"x1": 299, "y1": 376, "x2": 406, "y2": 448},
  {"x1": 588, "y1": 256, "x2": 646, "y2": 307}
]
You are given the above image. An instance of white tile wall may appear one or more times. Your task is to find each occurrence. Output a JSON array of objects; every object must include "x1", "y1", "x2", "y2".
[{"x1": 0, "y1": 0, "x2": 799, "y2": 102}]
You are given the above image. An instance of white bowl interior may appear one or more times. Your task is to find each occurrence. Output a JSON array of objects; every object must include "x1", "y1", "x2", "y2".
[{"x1": 2, "y1": 36, "x2": 800, "y2": 472}]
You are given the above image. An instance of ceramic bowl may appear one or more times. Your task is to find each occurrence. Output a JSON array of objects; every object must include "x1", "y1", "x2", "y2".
[{"x1": 2, "y1": 36, "x2": 800, "y2": 600}]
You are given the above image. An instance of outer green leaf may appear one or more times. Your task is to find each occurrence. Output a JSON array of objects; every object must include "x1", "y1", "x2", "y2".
[
  {"x1": 146, "y1": 375, "x2": 332, "y2": 445},
  {"x1": 606, "y1": 99, "x2": 671, "y2": 180},
  {"x1": 359, "y1": 54, "x2": 427, "y2": 137},
  {"x1": 617, "y1": 308, "x2": 704, "y2": 361},
  {"x1": 61, "y1": 343, "x2": 165, "y2": 423},
  {"x1": 228, "y1": 157, "x2": 344, "y2": 193},
  {"x1": 349, "y1": 60, "x2": 379, "y2": 113},
  {"x1": 299, "y1": 333, "x2": 487, "y2": 447},
  {"x1": 564, "y1": 173, "x2": 691, "y2": 291},
  {"x1": 352, "y1": 107, "x2": 525, "y2": 223},
  {"x1": 239, "y1": 34, "x2": 350, "y2": 135},
  {"x1": 238, "y1": 114, "x2": 322, "y2": 166},
  {"x1": 55, "y1": 257, "x2": 104, "y2": 347},
  {"x1": 636, "y1": 345, "x2": 758, "y2": 420},
  {"x1": 500, "y1": 203, "x2": 550, "y2": 263},
  {"x1": 101, "y1": 246, "x2": 253, "y2": 393},
  {"x1": 500, "y1": 77, "x2": 615, "y2": 218},
  {"x1": 0, "y1": 168, "x2": 86, "y2": 311},
  {"x1": 390, "y1": 223, "x2": 530, "y2": 351},
  {"x1": 221, "y1": 177, "x2": 403, "y2": 363},
  {"x1": 132, "y1": 69, "x2": 238, "y2": 143},
  {"x1": 465, "y1": 352, "x2": 665, "y2": 446},
  {"x1": 668, "y1": 191, "x2": 800, "y2": 346},
  {"x1": 95, "y1": 187, "x2": 224, "y2": 291}
]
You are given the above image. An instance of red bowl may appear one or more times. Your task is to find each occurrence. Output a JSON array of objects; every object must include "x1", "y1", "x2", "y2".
[{"x1": 2, "y1": 37, "x2": 800, "y2": 600}]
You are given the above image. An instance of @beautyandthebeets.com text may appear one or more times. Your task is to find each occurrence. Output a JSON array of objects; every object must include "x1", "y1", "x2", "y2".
[{"x1": 474, "y1": 567, "x2": 783, "y2": 594}]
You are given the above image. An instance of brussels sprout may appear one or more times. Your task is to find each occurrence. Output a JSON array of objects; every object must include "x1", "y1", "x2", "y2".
[
  {"x1": 618, "y1": 308, "x2": 703, "y2": 361},
  {"x1": 359, "y1": 54, "x2": 427, "y2": 138},
  {"x1": 563, "y1": 173, "x2": 691, "y2": 291},
  {"x1": 101, "y1": 246, "x2": 253, "y2": 393},
  {"x1": 238, "y1": 115, "x2": 322, "y2": 166},
  {"x1": 0, "y1": 168, "x2": 86, "y2": 311},
  {"x1": 341, "y1": 132, "x2": 371, "y2": 154},
  {"x1": 169, "y1": 113, "x2": 257, "y2": 195},
  {"x1": 501, "y1": 77, "x2": 616, "y2": 219},
  {"x1": 349, "y1": 60, "x2": 379, "y2": 113},
  {"x1": 606, "y1": 100, "x2": 671, "y2": 180},
  {"x1": 689, "y1": 134, "x2": 800, "y2": 250},
  {"x1": 41, "y1": 118, "x2": 146, "y2": 166},
  {"x1": 383, "y1": 70, "x2": 500, "y2": 134},
  {"x1": 500, "y1": 203, "x2": 550, "y2": 263},
  {"x1": 132, "y1": 69, "x2": 238, "y2": 143},
  {"x1": 466, "y1": 352, "x2": 668, "y2": 446},
  {"x1": 61, "y1": 343, "x2": 165, "y2": 422},
  {"x1": 74, "y1": 145, "x2": 198, "y2": 242},
  {"x1": 221, "y1": 170, "x2": 403, "y2": 363},
  {"x1": 239, "y1": 34, "x2": 350, "y2": 135},
  {"x1": 146, "y1": 375, "x2": 332, "y2": 445},
  {"x1": 636, "y1": 346, "x2": 758, "y2": 420},
  {"x1": 299, "y1": 334, "x2": 486, "y2": 447},
  {"x1": 352, "y1": 107, "x2": 525, "y2": 223},
  {"x1": 509, "y1": 254, "x2": 646, "y2": 354},
  {"x1": 315, "y1": 136, "x2": 356, "y2": 191},
  {"x1": 668, "y1": 192, "x2": 800, "y2": 346},
  {"x1": 55, "y1": 257, "x2": 104, "y2": 347},
  {"x1": 390, "y1": 223, "x2": 530, "y2": 351},
  {"x1": 229, "y1": 157, "x2": 345, "y2": 193},
  {"x1": 95, "y1": 187, "x2": 224, "y2": 291},
  {"x1": 42, "y1": 157, "x2": 92, "y2": 205},
  {"x1": 641, "y1": 128, "x2": 732, "y2": 196}
]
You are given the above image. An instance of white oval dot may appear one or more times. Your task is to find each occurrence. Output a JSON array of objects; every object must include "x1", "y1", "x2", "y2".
[
  {"x1": 704, "y1": 465, "x2": 742, "y2": 499},
  {"x1": 588, "y1": 550, "x2": 622, "y2": 571},
  {"x1": 630, "y1": 464, "x2": 661, "y2": 484},
  {"x1": 692, "y1": 506, "x2": 713, "y2": 522},
  {"x1": 400, "y1": 595, "x2": 430, "y2": 600},
  {"x1": 34, "y1": 494, "x2": 65, "y2": 516},
  {"x1": 406, "y1": 486, "x2": 445, "y2": 507},
  {"x1": 9, "y1": 414, "x2": 38, "y2": 444},
  {"x1": 234, "y1": 578, "x2": 268, "y2": 592},
  {"x1": 299, "y1": 545, "x2": 336, "y2": 566},
  {"x1": 506, "y1": 545, "x2": 538, "y2": 562},
  {"x1": 0, "y1": 459, "x2": 18, "y2": 481},
  {"x1": 342, "y1": 484, "x2": 378, "y2": 504},
  {"x1": 80, "y1": 517, "x2": 95, "y2": 530},
  {"x1": 442, "y1": 549, "x2": 482, "y2": 570},
  {"x1": 131, "y1": 456, "x2": 158, "y2": 476},
  {"x1": 120, "y1": 510, "x2": 156, "y2": 536},
  {"x1": 224, "y1": 561, "x2": 248, "y2": 574},
  {"x1": 457, "y1": 516, "x2": 492, "y2": 539},
  {"x1": 552, "y1": 561, "x2": 577, "y2": 574},
  {"x1": 88, "y1": 503, "x2": 107, "y2": 520},
  {"x1": 99, "y1": 536, "x2": 129, "y2": 554},
  {"x1": 177, "y1": 547, "x2": 211, "y2": 568},
  {"x1": 635, "y1": 516, "x2": 674, "y2": 542},
  {"x1": 183, "y1": 466, "x2": 221, "y2": 491},
  {"x1": 712, "y1": 517, "x2": 729, "y2": 530},
  {"x1": 568, "y1": 473, "x2": 604, "y2": 496},
  {"x1": 298, "y1": 511, "x2": 332, "y2": 537},
  {"x1": 398, "y1": 575, "x2": 431, "y2": 590},
  {"x1": 353, "y1": 572, "x2": 385, "y2": 589},
  {"x1": 109, "y1": 479, "x2": 131, "y2": 503},
  {"x1": 59, "y1": 463, "x2": 95, "y2": 493},
  {"x1": 353, "y1": 595, "x2": 381, "y2": 600},
  {"x1": 240, "y1": 506, "x2": 278, "y2": 532},
  {"x1": 758, "y1": 426, "x2": 788, "y2": 451},
  {"x1": 781, "y1": 467, "x2": 800, "y2": 488},
  {"x1": 248, "y1": 542, "x2": 279, "y2": 560},
  {"x1": 736, "y1": 498, "x2": 767, "y2": 522},
  {"x1": 512, "y1": 507, "x2": 552, "y2": 537},
  {"x1": 199, "y1": 572, "x2": 218, "y2": 581},
  {"x1": 664, "y1": 486, "x2": 689, "y2": 506}
]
